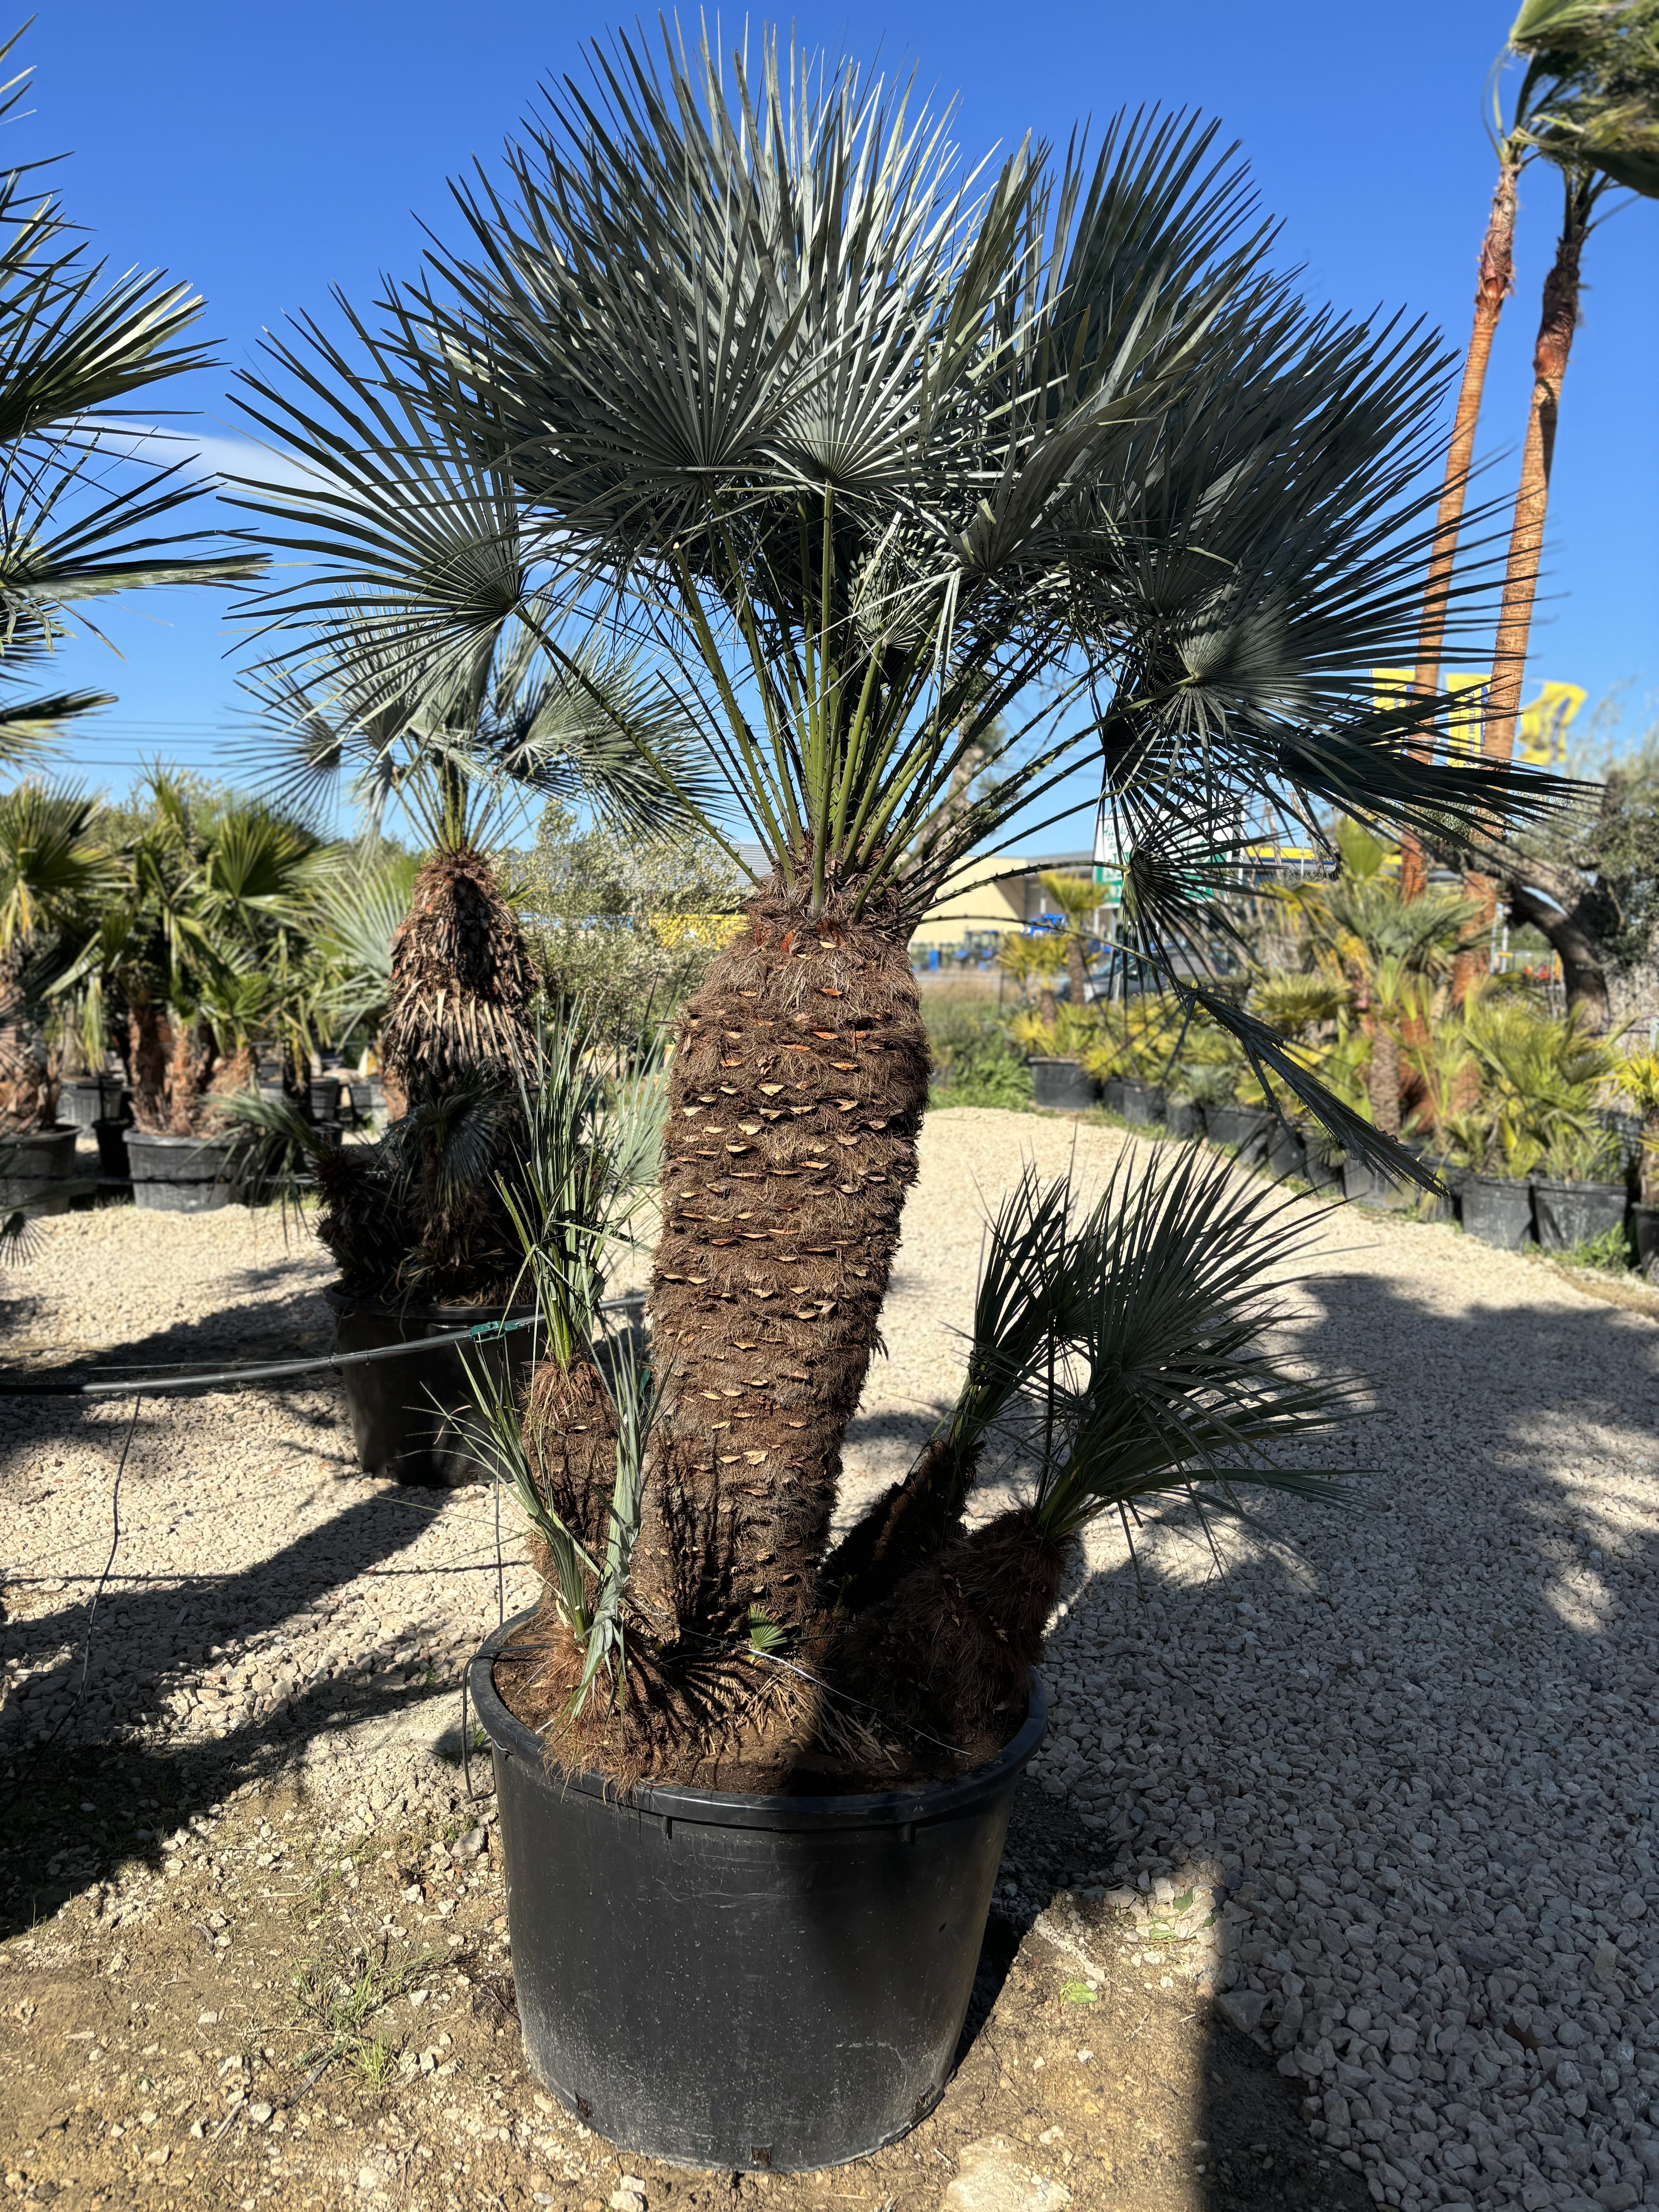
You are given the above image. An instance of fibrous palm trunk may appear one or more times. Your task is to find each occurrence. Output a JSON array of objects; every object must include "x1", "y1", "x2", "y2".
[
  {"x1": 1401, "y1": 153, "x2": 1521, "y2": 902},
  {"x1": 628, "y1": 876, "x2": 930, "y2": 1647},
  {"x1": 1453, "y1": 176, "x2": 1593, "y2": 1003}
]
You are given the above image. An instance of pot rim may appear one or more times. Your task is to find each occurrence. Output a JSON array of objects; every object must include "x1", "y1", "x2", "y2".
[
  {"x1": 123, "y1": 1129, "x2": 240, "y2": 1151},
  {"x1": 470, "y1": 1609, "x2": 1047, "y2": 1835},
  {"x1": 1530, "y1": 1176, "x2": 1628, "y2": 1197},
  {"x1": 323, "y1": 1281, "x2": 539, "y2": 1324}
]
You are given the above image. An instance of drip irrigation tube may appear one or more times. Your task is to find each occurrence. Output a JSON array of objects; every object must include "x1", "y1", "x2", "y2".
[{"x1": 0, "y1": 1293, "x2": 644, "y2": 1400}]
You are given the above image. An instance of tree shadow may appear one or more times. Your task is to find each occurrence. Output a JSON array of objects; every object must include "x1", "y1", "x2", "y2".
[
  {"x1": 998, "y1": 1259, "x2": 1659, "y2": 2211},
  {"x1": 0, "y1": 1274, "x2": 333, "y2": 1401}
]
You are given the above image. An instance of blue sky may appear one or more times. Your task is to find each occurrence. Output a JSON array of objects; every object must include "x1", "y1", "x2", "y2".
[{"x1": 24, "y1": 0, "x2": 1659, "y2": 819}]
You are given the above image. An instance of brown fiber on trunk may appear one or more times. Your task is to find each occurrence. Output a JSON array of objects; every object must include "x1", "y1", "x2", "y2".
[
  {"x1": 383, "y1": 848, "x2": 538, "y2": 1097},
  {"x1": 819, "y1": 1431, "x2": 976, "y2": 1615},
  {"x1": 629, "y1": 875, "x2": 930, "y2": 1645},
  {"x1": 127, "y1": 1003, "x2": 169, "y2": 1133},
  {"x1": 522, "y1": 1354, "x2": 619, "y2": 1561},
  {"x1": 826, "y1": 1510, "x2": 1073, "y2": 1759},
  {"x1": 1402, "y1": 153, "x2": 1520, "y2": 902},
  {"x1": 1455, "y1": 180, "x2": 1591, "y2": 996}
]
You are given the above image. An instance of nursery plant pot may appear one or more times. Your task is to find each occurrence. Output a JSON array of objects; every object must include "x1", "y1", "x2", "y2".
[
  {"x1": 1029, "y1": 1058, "x2": 1097, "y2": 1113},
  {"x1": 124, "y1": 1130, "x2": 243, "y2": 1213},
  {"x1": 1163, "y1": 1097, "x2": 1202, "y2": 1140},
  {"x1": 0, "y1": 1125, "x2": 81, "y2": 1211},
  {"x1": 471, "y1": 1612, "x2": 1047, "y2": 2172},
  {"x1": 323, "y1": 1285, "x2": 537, "y2": 1488},
  {"x1": 1532, "y1": 1176, "x2": 1628, "y2": 1254},
  {"x1": 1461, "y1": 1173, "x2": 1534, "y2": 1250},
  {"x1": 1099, "y1": 1076, "x2": 1128, "y2": 1114},
  {"x1": 59, "y1": 1075, "x2": 124, "y2": 1128},
  {"x1": 308, "y1": 1076, "x2": 343, "y2": 1123},
  {"x1": 1204, "y1": 1104, "x2": 1271, "y2": 1165},
  {"x1": 1633, "y1": 1204, "x2": 1659, "y2": 1278},
  {"x1": 1119, "y1": 1079, "x2": 1166, "y2": 1127},
  {"x1": 1265, "y1": 1120, "x2": 1306, "y2": 1181},
  {"x1": 93, "y1": 1120, "x2": 132, "y2": 1183}
]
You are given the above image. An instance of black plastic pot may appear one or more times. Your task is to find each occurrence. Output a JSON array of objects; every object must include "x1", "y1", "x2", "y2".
[
  {"x1": 1532, "y1": 1176, "x2": 1628, "y2": 1254},
  {"x1": 0, "y1": 1125, "x2": 80, "y2": 1210},
  {"x1": 1461, "y1": 1173, "x2": 1534, "y2": 1250},
  {"x1": 93, "y1": 1120, "x2": 132, "y2": 1183},
  {"x1": 1119, "y1": 1079, "x2": 1166, "y2": 1127},
  {"x1": 1633, "y1": 1203, "x2": 1659, "y2": 1278},
  {"x1": 324, "y1": 1285, "x2": 536, "y2": 1487},
  {"x1": 1163, "y1": 1097, "x2": 1202, "y2": 1140},
  {"x1": 59, "y1": 1076, "x2": 125, "y2": 1128},
  {"x1": 1099, "y1": 1076, "x2": 1128, "y2": 1114},
  {"x1": 308, "y1": 1076, "x2": 343, "y2": 1123},
  {"x1": 1265, "y1": 1121, "x2": 1306, "y2": 1181},
  {"x1": 124, "y1": 1130, "x2": 242, "y2": 1213},
  {"x1": 1029, "y1": 1058, "x2": 1097, "y2": 1113},
  {"x1": 1205, "y1": 1104, "x2": 1271, "y2": 1164},
  {"x1": 471, "y1": 1613, "x2": 1046, "y2": 2172}
]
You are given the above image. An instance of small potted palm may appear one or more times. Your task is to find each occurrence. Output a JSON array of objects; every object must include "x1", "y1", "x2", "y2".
[
  {"x1": 1458, "y1": 1000, "x2": 1614, "y2": 1250},
  {"x1": 227, "y1": 625, "x2": 700, "y2": 1478},
  {"x1": 1532, "y1": 1121, "x2": 1630, "y2": 1254},
  {"x1": 231, "y1": 28, "x2": 1572, "y2": 2171},
  {"x1": 78, "y1": 776, "x2": 320, "y2": 1209}
]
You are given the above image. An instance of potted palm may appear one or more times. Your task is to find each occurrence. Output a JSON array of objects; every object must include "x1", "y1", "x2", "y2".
[
  {"x1": 229, "y1": 625, "x2": 700, "y2": 1477},
  {"x1": 70, "y1": 776, "x2": 321, "y2": 1209},
  {"x1": 1458, "y1": 998, "x2": 1614, "y2": 1250},
  {"x1": 232, "y1": 30, "x2": 1571, "y2": 2167},
  {"x1": 1532, "y1": 1121, "x2": 1630, "y2": 1253}
]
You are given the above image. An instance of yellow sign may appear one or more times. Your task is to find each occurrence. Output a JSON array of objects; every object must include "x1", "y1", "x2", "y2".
[
  {"x1": 1516, "y1": 681, "x2": 1587, "y2": 766},
  {"x1": 1447, "y1": 672, "x2": 1489, "y2": 759}
]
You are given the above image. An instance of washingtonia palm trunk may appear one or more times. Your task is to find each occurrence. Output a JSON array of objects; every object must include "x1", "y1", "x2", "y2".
[{"x1": 629, "y1": 877, "x2": 930, "y2": 1645}]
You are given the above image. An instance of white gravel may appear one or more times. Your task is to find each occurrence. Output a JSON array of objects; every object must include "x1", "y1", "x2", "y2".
[{"x1": 5, "y1": 1114, "x2": 1659, "y2": 2212}]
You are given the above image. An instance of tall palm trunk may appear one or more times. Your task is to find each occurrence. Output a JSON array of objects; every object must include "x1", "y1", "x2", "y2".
[
  {"x1": 1453, "y1": 170, "x2": 1596, "y2": 1003},
  {"x1": 629, "y1": 877, "x2": 929, "y2": 1644},
  {"x1": 1401, "y1": 152, "x2": 1522, "y2": 902},
  {"x1": 1064, "y1": 930, "x2": 1089, "y2": 1009}
]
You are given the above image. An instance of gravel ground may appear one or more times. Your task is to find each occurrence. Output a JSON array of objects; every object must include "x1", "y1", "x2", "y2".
[{"x1": 3, "y1": 1111, "x2": 1659, "y2": 2212}]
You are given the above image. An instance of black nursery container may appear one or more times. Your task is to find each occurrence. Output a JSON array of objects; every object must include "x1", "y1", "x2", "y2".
[
  {"x1": 1462, "y1": 1173, "x2": 1534, "y2": 1249},
  {"x1": 1029, "y1": 1057, "x2": 1097, "y2": 1112},
  {"x1": 1531, "y1": 1176, "x2": 1628, "y2": 1253},
  {"x1": 324, "y1": 1286, "x2": 536, "y2": 1486},
  {"x1": 1205, "y1": 1104, "x2": 1271, "y2": 1164},
  {"x1": 1119, "y1": 1079, "x2": 1166, "y2": 1127},
  {"x1": 124, "y1": 1130, "x2": 241, "y2": 1212},
  {"x1": 470, "y1": 1614, "x2": 1046, "y2": 2173}
]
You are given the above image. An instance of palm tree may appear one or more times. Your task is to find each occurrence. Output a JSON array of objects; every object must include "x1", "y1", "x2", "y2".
[
  {"x1": 0, "y1": 782, "x2": 114, "y2": 1123},
  {"x1": 1455, "y1": 1, "x2": 1658, "y2": 979},
  {"x1": 66, "y1": 773, "x2": 322, "y2": 1133},
  {"x1": 0, "y1": 27, "x2": 258, "y2": 778},
  {"x1": 249, "y1": 621, "x2": 706, "y2": 1113},
  {"x1": 1038, "y1": 871, "x2": 1100, "y2": 1007},
  {"x1": 227, "y1": 31, "x2": 1570, "y2": 1777}
]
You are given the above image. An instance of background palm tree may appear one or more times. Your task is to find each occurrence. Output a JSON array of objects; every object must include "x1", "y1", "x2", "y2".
[
  {"x1": 227, "y1": 29, "x2": 1573, "y2": 1776},
  {"x1": 1038, "y1": 871, "x2": 1101, "y2": 1008},
  {"x1": 250, "y1": 620, "x2": 706, "y2": 1113},
  {"x1": 1452, "y1": 1, "x2": 1658, "y2": 984}
]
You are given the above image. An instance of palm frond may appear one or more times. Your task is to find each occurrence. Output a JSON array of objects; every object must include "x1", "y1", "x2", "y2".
[{"x1": 1029, "y1": 1147, "x2": 1361, "y2": 1540}]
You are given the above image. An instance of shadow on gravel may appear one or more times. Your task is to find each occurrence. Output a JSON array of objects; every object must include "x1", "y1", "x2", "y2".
[
  {"x1": 1043, "y1": 1253, "x2": 1659, "y2": 2212},
  {"x1": 0, "y1": 1276, "x2": 333, "y2": 1397},
  {"x1": 5, "y1": 1247, "x2": 1657, "y2": 2200},
  {"x1": 0, "y1": 1477, "x2": 484, "y2": 1942}
]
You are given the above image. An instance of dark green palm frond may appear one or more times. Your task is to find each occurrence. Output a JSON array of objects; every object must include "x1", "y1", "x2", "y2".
[
  {"x1": 1031, "y1": 1147, "x2": 1360, "y2": 1542},
  {"x1": 0, "y1": 1205, "x2": 42, "y2": 1267}
]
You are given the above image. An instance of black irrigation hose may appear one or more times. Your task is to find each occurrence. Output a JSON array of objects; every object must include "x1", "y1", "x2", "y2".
[{"x1": 0, "y1": 1294, "x2": 646, "y2": 1400}]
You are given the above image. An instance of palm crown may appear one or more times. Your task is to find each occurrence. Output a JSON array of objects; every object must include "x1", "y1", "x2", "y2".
[{"x1": 229, "y1": 28, "x2": 1571, "y2": 1168}]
